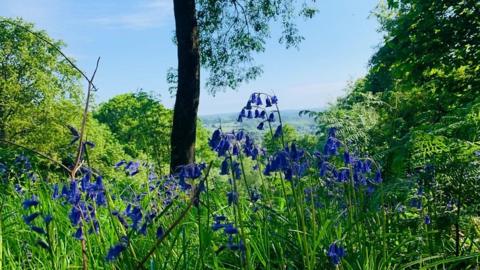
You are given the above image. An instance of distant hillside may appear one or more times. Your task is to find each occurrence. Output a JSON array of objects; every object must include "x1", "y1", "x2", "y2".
[{"x1": 200, "y1": 109, "x2": 320, "y2": 142}]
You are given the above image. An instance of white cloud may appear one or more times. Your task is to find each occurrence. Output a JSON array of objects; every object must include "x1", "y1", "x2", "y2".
[{"x1": 90, "y1": 0, "x2": 173, "y2": 29}]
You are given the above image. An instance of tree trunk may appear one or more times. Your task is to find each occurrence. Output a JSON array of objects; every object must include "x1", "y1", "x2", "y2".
[{"x1": 170, "y1": 0, "x2": 200, "y2": 173}]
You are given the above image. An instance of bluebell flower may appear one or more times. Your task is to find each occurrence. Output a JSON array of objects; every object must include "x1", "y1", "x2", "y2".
[
  {"x1": 23, "y1": 212, "x2": 40, "y2": 225},
  {"x1": 240, "y1": 108, "x2": 246, "y2": 118},
  {"x1": 374, "y1": 171, "x2": 383, "y2": 183},
  {"x1": 232, "y1": 162, "x2": 241, "y2": 179},
  {"x1": 106, "y1": 237, "x2": 128, "y2": 262},
  {"x1": 343, "y1": 151, "x2": 352, "y2": 165},
  {"x1": 156, "y1": 226, "x2": 164, "y2": 239},
  {"x1": 249, "y1": 190, "x2": 261, "y2": 203},
  {"x1": 23, "y1": 195, "x2": 39, "y2": 209},
  {"x1": 274, "y1": 125, "x2": 282, "y2": 138},
  {"x1": 114, "y1": 160, "x2": 126, "y2": 169},
  {"x1": 259, "y1": 110, "x2": 266, "y2": 119},
  {"x1": 247, "y1": 110, "x2": 253, "y2": 119},
  {"x1": 254, "y1": 109, "x2": 260, "y2": 118},
  {"x1": 125, "y1": 161, "x2": 140, "y2": 176},
  {"x1": 271, "y1": 95, "x2": 278, "y2": 104},
  {"x1": 72, "y1": 226, "x2": 83, "y2": 240},
  {"x1": 227, "y1": 191, "x2": 238, "y2": 206},
  {"x1": 410, "y1": 198, "x2": 422, "y2": 210},
  {"x1": 31, "y1": 225, "x2": 47, "y2": 235},
  {"x1": 67, "y1": 180, "x2": 81, "y2": 205},
  {"x1": 138, "y1": 222, "x2": 148, "y2": 235},
  {"x1": 69, "y1": 206, "x2": 82, "y2": 226},
  {"x1": 235, "y1": 130, "x2": 244, "y2": 141},
  {"x1": 15, "y1": 184, "x2": 23, "y2": 194},
  {"x1": 265, "y1": 97, "x2": 272, "y2": 107},
  {"x1": 212, "y1": 222, "x2": 224, "y2": 231},
  {"x1": 52, "y1": 183, "x2": 60, "y2": 199},
  {"x1": 327, "y1": 243, "x2": 345, "y2": 265},
  {"x1": 424, "y1": 215, "x2": 431, "y2": 225},
  {"x1": 127, "y1": 206, "x2": 143, "y2": 230},
  {"x1": 268, "y1": 112, "x2": 275, "y2": 122},
  {"x1": 245, "y1": 101, "x2": 252, "y2": 110},
  {"x1": 255, "y1": 95, "x2": 263, "y2": 106},
  {"x1": 220, "y1": 159, "x2": 229, "y2": 175},
  {"x1": 223, "y1": 223, "x2": 238, "y2": 235}
]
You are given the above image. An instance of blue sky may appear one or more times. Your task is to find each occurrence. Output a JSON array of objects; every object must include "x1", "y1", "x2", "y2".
[{"x1": 0, "y1": 0, "x2": 383, "y2": 115}]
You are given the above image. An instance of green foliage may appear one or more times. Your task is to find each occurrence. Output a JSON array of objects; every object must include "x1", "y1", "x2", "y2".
[
  {"x1": 0, "y1": 17, "x2": 82, "y2": 156},
  {"x1": 94, "y1": 91, "x2": 214, "y2": 172},
  {"x1": 94, "y1": 92, "x2": 172, "y2": 171},
  {"x1": 169, "y1": 0, "x2": 318, "y2": 93}
]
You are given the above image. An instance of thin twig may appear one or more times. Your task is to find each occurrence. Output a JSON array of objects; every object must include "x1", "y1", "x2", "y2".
[{"x1": 71, "y1": 57, "x2": 100, "y2": 178}]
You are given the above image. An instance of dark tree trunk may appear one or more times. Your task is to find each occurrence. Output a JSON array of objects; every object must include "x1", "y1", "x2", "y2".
[{"x1": 170, "y1": 0, "x2": 200, "y2": 173}]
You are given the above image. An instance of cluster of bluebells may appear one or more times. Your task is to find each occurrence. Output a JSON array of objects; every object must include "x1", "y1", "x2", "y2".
[
  {"x1": 52, "y1": 168, "x2": 106, "y2": 241},
  {"x1": 114, "y1": 160, "x2": 140, "y2": 176},
  {"x1": 237, "y1": 93, "x2": 282, "y2": 137},
  {"x1": 407, "y1": 165, "x2": 438, "y2": 225},
  {"x1": 263, "y1": 142, "x2": 309, "y2": 182},
  {"x1": 22, "y1": 194, "x2": 53, "y2": 250},
  {"x1": 15, "y1": 154, "x2": 37, "y2": 182},
  {"x1": 211, "y1": 215, "x2": 245, "y2": 254},
  {"x1": 105, "y1": 161, "x2": 207, "y2": 262},
  {"x1": 315, "y1": 128, "x2": 382, "y2": 195},
  {"x1": 209, "y1": 129, "x2": 264, "y2": 161}
]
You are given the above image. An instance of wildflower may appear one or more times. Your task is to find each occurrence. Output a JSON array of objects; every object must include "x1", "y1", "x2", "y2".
[
  {"x1": 156, "y1": 226, "x2": 164, "y2": 239},
  {"x1": 23, "y1": 212, "x2": 40, "y2": 225},
  {"x1": 268, "y1": 112, "x2": 275, "y2": 122},
  {"x1": 31, "y1": 226, "x2": 47, "y2": 235},
  {"x1": 271, "y1": 95, "x2": 278, "y2": 104},
  {"x1": 114, "y1": 160, "x2": 126, "y2": 169},
  {"x1": 220, "y1": 159, "x2": 229, "y2": 175},
  {"x1": 69, "y1": 206, "x2": 82, "y2": 226},
  {"x1": 223, "y1": 223, "x2": 239, "y2": 235},
  {"x1": 106, "y1": 237, "x2": 128, "y2": 262},
  {"x1": 374, "y1": 170, "x2": 383, "y2": 183},
  {"x1": 15, "y1": 184, "x2": 23, "y2": 194},
  {"x1": 265, "y1": 97, "x2": 272, "y2": 107},
  {"x1": 247, "y1": 110, "x2": 253, "y2": 119},
  {"x1": 424, "y1": 215, "x2": 431, "y2": 225},
  {"x1": 67, "y1": 125, "x2": 80, "y2": 145},
  {"x1": 23, "y1": 195, "x2": 39, "y2": 209},
  {"x1": 52, "y1": 183, "x2": 60, "y2": 199},
  {"x1": 227, "y1": 191, "x2": 238, "y2": 206},
  {"x1": 249, "y1": 190, "x2": 261, "y2": 203},
  {"x1": 256, "y1": 122, "x2": 264, "y2": 130},
  {"x1": 327, "y1": 243, "x2": 345, "y2": 265},
  {"x1": 127, "y1": 206, "x2": 143, "y2": 230},
  {"x1": 343, "y1": 151, "x2": 352, "y2": 165},
  {"x1": 274, "y1": 125, "x2": 282, "y2": 138}
]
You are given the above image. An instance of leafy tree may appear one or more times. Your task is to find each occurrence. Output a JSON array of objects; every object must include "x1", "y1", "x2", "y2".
[
  {"x1": 169, "y1": 0, "x2": 318, "y2": 171},
  {"x1": 0, "y1": 18, "x2": 82, "y2": 157},
  {"x1": 0, "y1": 18, "x2": 128, "y2": 177},
  {"x1": 94, "y1": 92, "x2": 172, "y2": 172}
]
